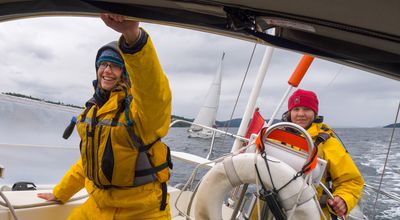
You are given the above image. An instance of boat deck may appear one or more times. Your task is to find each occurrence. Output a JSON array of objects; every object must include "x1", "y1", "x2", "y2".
[{"x1": 0, "y1": 186, "x2": 233, "y2": 219}]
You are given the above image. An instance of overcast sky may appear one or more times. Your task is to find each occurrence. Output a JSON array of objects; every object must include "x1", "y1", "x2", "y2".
[{"x1": 0, "y1": 16, "x2": 399, "y2": 127}]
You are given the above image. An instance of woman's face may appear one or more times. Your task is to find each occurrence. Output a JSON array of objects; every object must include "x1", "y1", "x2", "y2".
[
  {"x1": 290, "y1": 106, "x2": 316, "y2": 129},
  {"x1": 97, "y1": 61, "x2": 123, "y2": 91}
]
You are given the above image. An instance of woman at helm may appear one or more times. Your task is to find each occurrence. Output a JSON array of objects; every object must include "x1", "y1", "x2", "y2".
[{"x1": 285, "y1": 89, "x2": 364, "y2": 219}]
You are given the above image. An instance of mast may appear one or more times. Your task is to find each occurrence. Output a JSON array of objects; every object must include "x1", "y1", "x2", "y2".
[
  {"x1": 231, "y1": 49, "x2": 314, "y2": 152},
  {"x1": 231, "y1": 46, "x2": 274, "y2": 152}
]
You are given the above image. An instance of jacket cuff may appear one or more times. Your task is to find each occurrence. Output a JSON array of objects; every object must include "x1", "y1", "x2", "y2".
[
  {"x1": 119, "y1": 28, "x2": 148, "y2": 54},
  {"x1": 53, "y1": 185, "x2": 71, "y2": 203}
]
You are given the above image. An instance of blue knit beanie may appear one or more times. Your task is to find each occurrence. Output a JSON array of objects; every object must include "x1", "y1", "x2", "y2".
[{"x1": 96, "y1": 49, "x2": 124, "y2": 68}]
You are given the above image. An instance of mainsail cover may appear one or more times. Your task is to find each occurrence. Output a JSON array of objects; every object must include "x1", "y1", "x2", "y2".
[{"x1": 190, "y1": 53, "x2": 224, "y2": 131}]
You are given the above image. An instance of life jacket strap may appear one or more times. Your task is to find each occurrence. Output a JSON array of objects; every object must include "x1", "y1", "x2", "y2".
[
  {"x1": 80, "y1": 105, "x2": 92, "y2": 123},
  {"x1": 138, "y1": 138, "x2": 161, "y2": 152},
  {"x1": 315, "y1": 132, "x2": 331, "y2": 147},
  {"x1": 111, "y1": 102, "x2": 126, "y2": 126},
  {"x1": 125, "y1": 125, "x2": 144, "y2": 147},
  {"x1": 81, "y1": 98, "x2": 96, "y2": 122},
  {"x1": 135, "y1": 162, "x2": 169, "y2": 177},
  {"x1": 160, "y1": 182, "x2": 168, "y2": 211}
]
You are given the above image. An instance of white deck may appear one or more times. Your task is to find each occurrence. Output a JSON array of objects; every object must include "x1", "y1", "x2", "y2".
[{"x1": 0, "y1": 186, "x2": 233, "y2": 220}]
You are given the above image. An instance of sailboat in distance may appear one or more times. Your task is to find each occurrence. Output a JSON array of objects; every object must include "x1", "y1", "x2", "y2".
[{"x1": 188, "y1": 52, "x2": 224, "y2": 138}]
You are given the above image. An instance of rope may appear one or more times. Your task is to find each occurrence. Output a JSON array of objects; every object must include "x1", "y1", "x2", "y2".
[
  {"x1": 257, "y1": 127, "x2": 310, "y2": 193},
  {"x1": 220, "y1": 43, "x2": 257, "y2": 151},
  {"x1": 312, "y1": 185, "x2": 328, "y2": 220},
  {"x1": 325, "y1": 66, "x2": 343, "y2": 88},
  {"x1": 253, "y1": 151, "x2": 262, "y2": 220},
  {"x1": 372, "y1": 101, "x2": 400, "y2": 219},
  {"x1": 286, "y1": 174, "x2": 311, "y2": 220},
  {"x1": 319, "y1": 182, "x2": 346, "y2": 220},
  {"x1": 0, "y1": 191, "x2": 18, "y2": 220}
]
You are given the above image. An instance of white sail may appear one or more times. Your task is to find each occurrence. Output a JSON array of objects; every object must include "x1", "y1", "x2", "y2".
[{"x1": 189, "y1": 52, "x2": 224, "y2": 138}]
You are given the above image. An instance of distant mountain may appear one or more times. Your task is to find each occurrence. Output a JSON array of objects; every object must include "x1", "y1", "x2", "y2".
[
  {"x1": 4, "y1": 92, "x2": 283, "y2": 129},
  {"x1": 215, "y1": 118, "x2": 242, "y2": 127},
  {"x1": 383, "y1": 123, "x2": 400, "y2": 128},
  {"x1": 2, "y1": 92, "x2": 83, "y2": 109}
]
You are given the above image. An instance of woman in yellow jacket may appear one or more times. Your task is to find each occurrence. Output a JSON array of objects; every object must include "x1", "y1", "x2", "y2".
[
  {"x1": 285, "y1": 89, "x2": 364, "y2": 219},
  {"x1": 37, "y1": 14, "x2": 172, "y2": 220}
]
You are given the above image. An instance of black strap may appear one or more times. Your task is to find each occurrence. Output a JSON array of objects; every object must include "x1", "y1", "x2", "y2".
[
  {"x1": 80, "y1": 106, "x2": 92, "y2": 123},
  {"x1": 125, "y1": 123, "x2": 161, "y2": 153},
  {"x1": 135, "y1": 162, "x2": 169, "y2": 177},
  {"x1": 166, "y1": 145, "x2": 173, "y2": 170},
  {"x1": 315, "y1": 132, "x2": 331, "y2": 146},
  {"x1": 257, "y1": 128, "x2": 278, "y2": 192},
  {"x1": 254, "y1": 164, "x2": 287, "y2": 220},
  {"x1": 111, "y1": 102, "x2": 126, "y2": 126},
  {"x1": 138, "y1": 138, "x2": 160, "y2": 152},
  {"x1": 87, "y1": 107, "x2": 98, "y2": 138},
  {"x1": 81, "y1": 98, "x2": 96, "y2": 122},
  {"x1": 125, "y1": 125, "x2": 144, "y2": 148},
  {"x1": 160, "y1": 182, "x2": 167, "y2": 211}
]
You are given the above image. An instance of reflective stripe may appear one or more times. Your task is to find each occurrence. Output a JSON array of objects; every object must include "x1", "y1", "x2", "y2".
[
  {"x1": 81, "y1": 117, "x2": 124, "y2": 127},
  {"x1": 98, "y1": 119, "x2": 124, "y2": 127}
]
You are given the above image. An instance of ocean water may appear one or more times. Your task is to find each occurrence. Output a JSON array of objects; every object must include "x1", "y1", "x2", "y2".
[
  {"x1": 0, "y1": 127, "x2": 399, "y2": 219},
  {"x1": 0, "y1": 95, "x2": 399, "y2": 219},
  {"x1": 165, "y1": 127, "x2": 400, "y2": 220}
]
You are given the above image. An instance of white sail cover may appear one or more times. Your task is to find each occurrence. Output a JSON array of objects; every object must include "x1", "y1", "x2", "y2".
[{"x1": 190, "y1": 53, "x2": 224, "y2": 132}]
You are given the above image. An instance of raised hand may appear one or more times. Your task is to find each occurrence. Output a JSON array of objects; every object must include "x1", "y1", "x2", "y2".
[{"x1": 100, "y1": 13, "x2": 140, "y2": 45}]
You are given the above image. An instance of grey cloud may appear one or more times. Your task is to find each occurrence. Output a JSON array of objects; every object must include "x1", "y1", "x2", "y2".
[{"x1": 0, "y1": 17, "x2": 399, "y2": 128}]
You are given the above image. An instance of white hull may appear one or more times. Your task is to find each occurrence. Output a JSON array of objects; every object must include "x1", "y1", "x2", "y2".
[
  {"x1": 187, "y1": 128, "x2": 222, "y2": 139},
  {"x1": 0, "y1": 186, "x2": 234, "y2": 220}
]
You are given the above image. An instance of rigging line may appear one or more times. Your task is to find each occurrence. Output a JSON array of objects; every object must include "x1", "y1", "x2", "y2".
[
  {"x1": 316, "y1": 66, "x2": 343, "y2": 98},
  {"x1": 220, "y1": 43, "x2": 257, "y2": 150},
  {"x1": 372, "y1": 100, "x2": 400, "y2": 220},
  {"x1": 326, "y1": 66, "x2": 343, "y2": 88}
]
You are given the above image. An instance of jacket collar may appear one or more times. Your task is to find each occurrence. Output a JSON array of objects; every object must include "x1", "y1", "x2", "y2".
[
  {"x1": 96, "y1": 90, "x2": 126, "y2": 116},
  {"x1": 307, "y1": 122, "x2": 328, "y2": 138}
]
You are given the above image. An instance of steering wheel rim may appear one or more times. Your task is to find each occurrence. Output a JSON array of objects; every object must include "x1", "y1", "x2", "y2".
[{"x1": 263, "y1": 122, "x2": 314, "y2": 169}]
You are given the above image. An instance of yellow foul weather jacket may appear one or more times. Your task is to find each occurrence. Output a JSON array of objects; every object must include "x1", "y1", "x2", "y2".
[
  {"x1": 308, "y1": 123, "x2": 364, "y2": 219},
  {"x1": 53, "y1": 29, "x2": 172, "y2": 220}
]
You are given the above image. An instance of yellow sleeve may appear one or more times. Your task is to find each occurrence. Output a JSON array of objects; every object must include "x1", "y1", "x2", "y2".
[
  {"x1": 119, "y1": 29, "x2": 172, "y2": 144},
  {"x1": 323, "y1": 137, "x2": 364, "y2": 216},
  {"x1": 53, "y1": 159, "x2": 86, "y2": 203}
]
